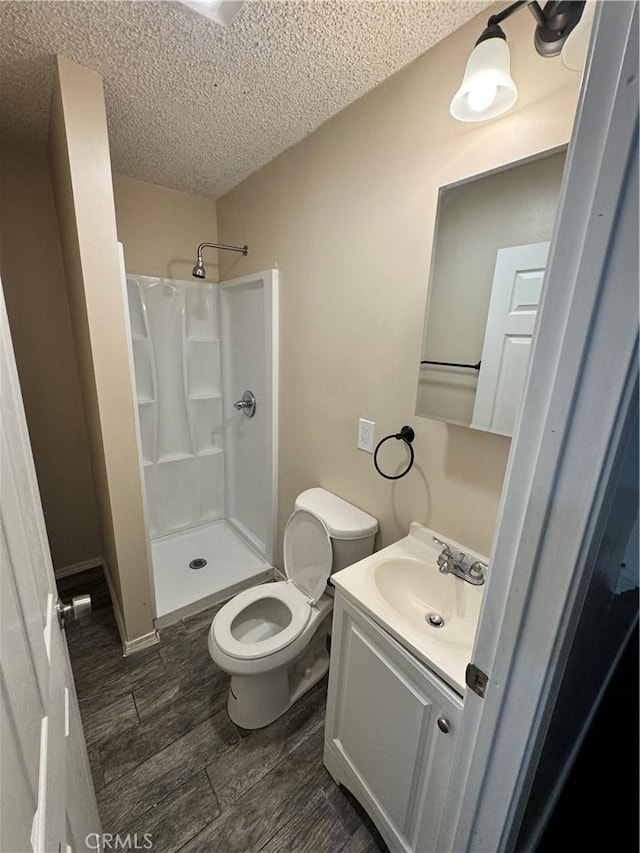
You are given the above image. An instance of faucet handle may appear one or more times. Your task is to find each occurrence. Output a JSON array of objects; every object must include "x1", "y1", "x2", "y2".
[
  {"x1": 432, "y1": 536, "x2": 451, "y2": 554},
  {"x1": 469, "y1": 560, "x2": 487, "y2": 581},
  {"x1": 433, "y1": 536, "x2": 467, "y2": 564},
  {"x1": 433, "y1": 536, "x2": 454, "y2": 573}
]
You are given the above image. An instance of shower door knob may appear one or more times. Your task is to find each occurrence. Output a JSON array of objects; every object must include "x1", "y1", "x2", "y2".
[
  {"x1": 56, "y1": 594, "x2": 92, "y2": 629},
  {"x1": 234, "y1": 390, "x2": 256, "y2": 418}
]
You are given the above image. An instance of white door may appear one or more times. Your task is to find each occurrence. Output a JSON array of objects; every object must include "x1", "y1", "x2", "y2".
[
  {"x1": 471, "y1": 242, "x2": 549, "y2": 436},
  {"x1": 0, "y1": 284, "x2": 101, "y2": 853},
  {"x1": 445, "y1": 3, "x2": 638, "y2": 850}
]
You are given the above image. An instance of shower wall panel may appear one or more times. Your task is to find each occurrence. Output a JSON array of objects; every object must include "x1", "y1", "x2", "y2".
[
  {"x1": 220, "y1": 271, "x2": 277, "y2": 563},
  {"x1": 127, "y1": 275, "x2": 224, "y2": 539}
]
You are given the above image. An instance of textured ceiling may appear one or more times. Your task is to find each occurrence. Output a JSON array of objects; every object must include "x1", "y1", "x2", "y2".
[{"x1": 0, "y1": 1, "x2": 490, "y2": 198}]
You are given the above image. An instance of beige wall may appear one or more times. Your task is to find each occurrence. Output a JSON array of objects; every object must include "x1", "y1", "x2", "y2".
[
  {"x1": 418, "y1": 149, "x2": 566, "y2": 425},
  {"x1": 0, "y1": 74, "x2": 218, "y2": 632},
  {"x1": 0, "y1": 147, "x2": 102, "y2": 570},
  {"x1": 112, "y1": 175, "x2": 218, "y2": 282},
  {"x1": 48, "y1": 55, "x2": 154, "y2": 642},
  {"x1": 217, "y1": 7, "x2": 581, "y2": 557}
]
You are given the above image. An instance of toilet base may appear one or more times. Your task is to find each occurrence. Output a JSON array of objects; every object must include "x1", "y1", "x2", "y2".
[{"x1": 227, "y1": 629, "x2": 330, "y2": 729}]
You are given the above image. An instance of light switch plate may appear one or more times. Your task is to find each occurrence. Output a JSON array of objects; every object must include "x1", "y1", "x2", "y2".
[{"x1": 357, "y1": 419, "x2": 375, "y2": 453}]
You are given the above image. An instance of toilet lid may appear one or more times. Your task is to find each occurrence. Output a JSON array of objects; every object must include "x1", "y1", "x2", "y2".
[{"x1": 284, "y1": 509, "x2": 332, "y2": 604}]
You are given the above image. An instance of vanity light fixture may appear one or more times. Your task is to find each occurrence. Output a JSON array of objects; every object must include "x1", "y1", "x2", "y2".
[
  {"x1": 450, "y1": 0, "x2": 586, "y2": 123},
  {"x1": 180, "y1": 0, "x2": 245, "y2": 27}
]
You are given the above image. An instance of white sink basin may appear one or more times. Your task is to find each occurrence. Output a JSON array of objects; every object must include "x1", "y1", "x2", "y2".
[
  {"x1": 374, "y1": 556, "x2": 479, "y2": 650},
  {"x1": 330, "y1": 523, "x2": 487, "y2": 694}
]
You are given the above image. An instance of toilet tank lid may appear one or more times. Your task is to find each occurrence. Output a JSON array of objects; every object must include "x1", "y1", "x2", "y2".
[{"x1": 294, "y1": 488, "x2": 378, "y2": 541}]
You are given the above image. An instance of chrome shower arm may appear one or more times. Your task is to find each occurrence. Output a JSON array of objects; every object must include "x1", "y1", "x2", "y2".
[
  {"x1": 192, "y1": 241, "x2": 248, "y2": 279},
  {"x1": 196, "y1": 241, "x2": 248, "y2": 261}
]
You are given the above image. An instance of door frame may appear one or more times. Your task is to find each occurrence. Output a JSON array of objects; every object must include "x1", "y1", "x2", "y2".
[{"x1": 443, "y1": 2, "x2": 639, "y2": 850}]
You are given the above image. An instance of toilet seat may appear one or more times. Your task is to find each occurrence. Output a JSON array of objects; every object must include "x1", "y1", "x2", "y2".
[
  {"x1": 212, "y1": 509, "x2": 333, "y2": 661},
  {"x1": 212, "y1": 581, "x2": 312, "y2": 660}
]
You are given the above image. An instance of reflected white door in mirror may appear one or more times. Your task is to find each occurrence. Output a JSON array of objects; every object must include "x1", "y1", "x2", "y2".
[
  {"x1": 415, "y1": 148, "x2": 565, "y2": 435},
  {"x1": 471, "y1": 241, "x2": 549, "y2": 436}
]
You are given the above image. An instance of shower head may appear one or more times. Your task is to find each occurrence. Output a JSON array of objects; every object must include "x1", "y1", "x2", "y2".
[
  {"x1": 192, "y1": 240, "x2": 248, "y2": 279},
  {"x1": 192, "y1": 258, "x2": 206, "y2": 279}
]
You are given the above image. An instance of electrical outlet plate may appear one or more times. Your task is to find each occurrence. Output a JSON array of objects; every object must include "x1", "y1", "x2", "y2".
[{"x1": 358, "y1": 419, "x2": 375, "y2": 453}]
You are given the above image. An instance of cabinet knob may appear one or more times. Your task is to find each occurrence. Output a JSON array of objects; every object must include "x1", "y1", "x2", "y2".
[{"x1": 437, "y1": 717, "x2": 450, "y2": 734}]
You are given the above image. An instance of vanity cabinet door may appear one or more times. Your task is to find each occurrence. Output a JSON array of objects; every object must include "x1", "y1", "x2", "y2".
[{"x1": 324, "y1": 594, "x2": 463, "y2": 853}]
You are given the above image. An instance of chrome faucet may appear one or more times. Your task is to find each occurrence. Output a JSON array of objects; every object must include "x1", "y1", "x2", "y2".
[{"x1": 432, "y1": 536, "x2": 486, "y2": 586}]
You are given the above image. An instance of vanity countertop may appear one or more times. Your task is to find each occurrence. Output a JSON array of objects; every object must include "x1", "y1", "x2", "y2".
[{"x1": 330, "y1": 522, "x2": 488, "y2": 695}]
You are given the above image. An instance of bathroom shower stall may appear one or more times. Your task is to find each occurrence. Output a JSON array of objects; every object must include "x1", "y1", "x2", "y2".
[{"x1": 123, "y1": 263, "x2": 278, "y2": 625}]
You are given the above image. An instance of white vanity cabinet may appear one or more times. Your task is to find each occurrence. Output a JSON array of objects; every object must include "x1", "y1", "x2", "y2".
[{"x1": 323, "y1": 591, "x2": 463, "y2": 853}]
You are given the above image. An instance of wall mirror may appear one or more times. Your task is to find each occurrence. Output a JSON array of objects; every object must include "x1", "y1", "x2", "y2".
[{"x1": 415, "y1": 148, "x2": 566, "y2": 437}]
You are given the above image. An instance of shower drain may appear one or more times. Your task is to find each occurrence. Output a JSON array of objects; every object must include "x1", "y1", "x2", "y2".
[
  {"x1": 189, "y1": 558, "x2": 207, "y2": 570},
  {"x1": 426, "y1": 612, "x2": 444, "y2": 628}
]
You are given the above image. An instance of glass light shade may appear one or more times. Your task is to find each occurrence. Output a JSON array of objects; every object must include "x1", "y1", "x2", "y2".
[
  {"x1": 561, "y1": 0, "x2": 596, "y2": 71},
  {"x1": 450, "y1": 38, "x2": 518, "y2": 122}
]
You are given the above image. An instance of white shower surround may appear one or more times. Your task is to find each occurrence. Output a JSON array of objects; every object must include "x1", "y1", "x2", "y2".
[
  {"x1": 124, "y1": 269, "x2": 278, "y2": 624},
  {"x1": 220, "y1": 271, "x2": 279, "y2": 563}
]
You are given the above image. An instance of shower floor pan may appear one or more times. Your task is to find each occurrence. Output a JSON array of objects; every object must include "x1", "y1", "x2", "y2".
[{"x1": 152, "y1": 519, "x2": 273, "y2": 627}]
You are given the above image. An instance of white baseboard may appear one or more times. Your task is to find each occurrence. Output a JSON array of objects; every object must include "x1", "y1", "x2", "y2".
[
  {"x1": 123, "y1": 629, "x2": 160, "y2": 656},
  {"x1": 101, "y1": 558, "x2": 126, "y2": 651},
  {"x1": 54, "y1": 557, "x2": 104, "y2": 579},
  {"x1": 101, "y1": 558, "x2": 159, "y2": 656}
]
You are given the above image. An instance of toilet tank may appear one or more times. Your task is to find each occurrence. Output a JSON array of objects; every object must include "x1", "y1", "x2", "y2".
[{"x1": 294, "y1": 488, "x2": 378, "y2": 572}]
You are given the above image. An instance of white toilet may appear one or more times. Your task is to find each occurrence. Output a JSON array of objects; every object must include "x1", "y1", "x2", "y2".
[{"x1": 208, "y1": 488, "x2": 378, "y2": 729}]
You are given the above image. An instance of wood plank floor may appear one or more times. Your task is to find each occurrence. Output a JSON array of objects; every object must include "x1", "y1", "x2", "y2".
[{"x1": 61, "y1": 568, "x2": 388, "y2": 853}]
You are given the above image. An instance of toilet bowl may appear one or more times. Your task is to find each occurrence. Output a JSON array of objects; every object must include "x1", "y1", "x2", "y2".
[{"x1": 208, "y1": 488, "x2": 377, "y2": 729}]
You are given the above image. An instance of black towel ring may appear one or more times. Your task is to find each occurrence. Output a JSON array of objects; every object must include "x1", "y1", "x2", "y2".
[{"x1": 373, "y1": 426, "x2": 415, "y2": 480}]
